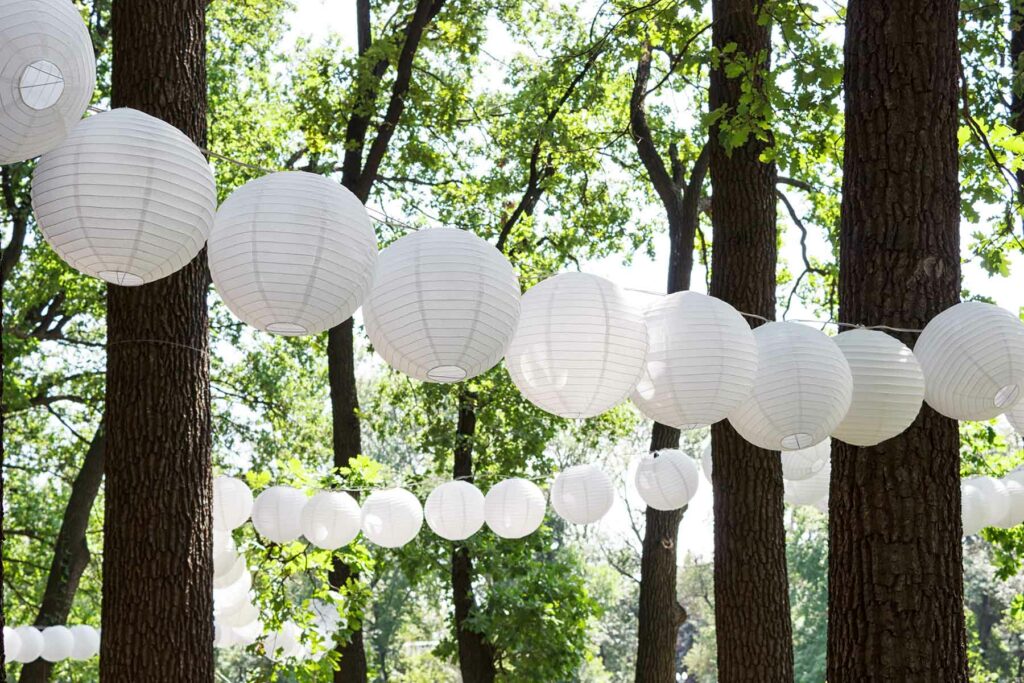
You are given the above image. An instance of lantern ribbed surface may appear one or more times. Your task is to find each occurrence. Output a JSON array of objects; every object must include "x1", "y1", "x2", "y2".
[
  {"x1": 209, "y1": 172, "x2": 377, "y2": 336},
  {"x1": 251, "y1": 486, "x2": 306, "y2": 544},
  {"x1": 632, "y1": 292, "x2": 757, "y2": 429},
  {"x1": 784, "y1": 460, "x2": 831, "y2": 507},
  {"x1": 424, "y1": 480, "x2": 485, "y2": 541},
  {"x1": 999, "y1": 480, "x2": 1024, "y2": 528},
  {"x1": 13, "y1": 627, "x2": 42, "y2": 663},
  {"x1": 961, "y1": 483, "x2": 987, "y2": 536},
  {"x1": 550, "y1": 464, "x2": 614, "y2": 524},
  {"x1": 360, "y1": 488, "x2": 423, "y2": 548},
  {"x1": 32, "y1": 108, "x2": 216, "y2": 286},
  {"x1": 914, "y1": 301, "x2": 1024, "y2": 420},
  {"x1": 780, "y1": 438, "x2": 831, "y2": 481},
  {"x1": 634, "y1": 449, "x2": 700, "y2": 511},
  {"x1": 700, "y1": 442, "x2": 713, "y2": 483},
  {"x1": 728, "y1": 322, "x2": 853, "y2": 451},
  {"x1": 213, "y1": 476, "x2": 254, "y2": 531},
  {"x1": 4, "y1": 627, "x2": 20, "y2": 663},
  {"x1": 484, "y1": 478, "x2": 546, "y2": 539},
  {"x1": 68, "y1": 626, "x2": 99, "y2": 661},
  {"x1": 506, "y1": 272, "x2": 648, "y2": 418},
  {"x1": 965, "y1": 476, "x2": 1010, "y2": 527},
  {"x1": 40, "y1": 626, "x2": 73, "y2": 662},
  {"x1": 363, "y1": 229, "x2": 520, "y2": 383},
  {"x1": 0, "y1": 0, "x2": 95, "y2": 164},
  {"x1": 300, "y1": 491, "x2": 361, "y2": 549},
  {"x1": 1007, "y1": 400, "x2": 1024, "y2": 434}
]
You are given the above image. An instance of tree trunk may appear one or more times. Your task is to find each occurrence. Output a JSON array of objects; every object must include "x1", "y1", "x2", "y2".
[
  {"x1": 102, "y1": 0, "x2": 213, "y2": 679},
  {"x1": 20, "y1": 425, "x2": 105, "y2": 683},
  {"x1": 827, "y1": 1, "x2": 966, "y2": 680},
  {"x1": 708, "y1": 2, "x2": 794, "y2": 680},
  {"x1": 1012, "y1": 0, "x2": 1024, "y2": 206}
]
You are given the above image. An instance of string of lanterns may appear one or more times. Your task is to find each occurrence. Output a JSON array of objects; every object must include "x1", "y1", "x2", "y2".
[{"x1": 3, "y1": 624, "x2": 100, "y2": 664}]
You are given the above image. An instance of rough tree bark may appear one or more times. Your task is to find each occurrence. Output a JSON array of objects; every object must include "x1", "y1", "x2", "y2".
[
  {"x1": 827, "y1": 1, "x2": 966, "y2": 680},
  {"x1": 708, "y1": 2, "x2": 794, "y2": 680},
  {"x1": 1012, "y1": 0, "x2": 1024, "y2": 203},
  {"x1": 102, "y1": 0, "x2": 213, "y2": 679}
]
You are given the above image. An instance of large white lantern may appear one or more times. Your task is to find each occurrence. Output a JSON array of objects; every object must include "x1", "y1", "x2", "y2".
[
  {"x1": 209, "y1": 172, "x2": 377, "y2": 336},
  {"x1": 1007, "y1": 401, "x2": 1024, "y2": 434},
  {"x1": 13, "y1": 626, "x2": 43, "y2": 663},
  {"x1": 962, "y1": 482, "x2": 987, "y2": 536},
  {"x1": 0, "y1": 0, "x2": 96, "y2": 164},
  {"x1": 300, "y1": 491, "x2": 361, "y2": 549},
  {"x1": 632, "y1": 292, "x2": 757, "y2": 429},
  {"x1": 550, "y1": 464, "x2": 614, "y2": 524},
  {"x1": 4, "y1": 627, "x2": 21, "y2": 664},
  {"x1": 251, "y1": 486, "x2": 306, "y2": 544},
  {"x1": 998, "y1": 479, "x2": 1024, "y2": 528},
  {"x1": 362, "y1": 228, "x2": 520, "y2": 383},
  {"x1": 780, "y1": 439, "x2": 831, "y2": 481},
  {"x1": 728, "y1": 322, "x2": 853, "y2": 451},
  {"x1": 634, "y1": 449, "x2": 700, "y2": 511},
  {"x1": 700, "y1": 442, "x2": 713, "y2": 483},
  {"x1": 506, "y1": 273, "x2": 648, "y2": 418},
  {"x1": 264, "y1": 621, "x2": 303, "y2": 661},
  {"x1": 914, "y1": 302, "x2": 1024, "y2": 420},
  {"x1": 965, "y1": 476, "x2": 1010, "y2": 528},
  {"x1": 784, "y1": 460, "x2": 831, "y2": 507},
  {"x1": 360, "y1": 488, "x2": 423, "y2": 548},
  {"x1": 831, "y1": 330, "x2": 925, "y2": 446},
  {"x1": 424, "y1": 480, "x2": 486, "y2": 541},
  {"x1": 40, "y1": 625, "x2": 73, "y2": 662},
  {"x1": 32, "y1": 108, "x2": 216, "y2": 286},
  {"x1": 484, "y1": 478, "x2": 546, "y2": 539},
  {"x1": 213, "y1": 476, "x2": 254, "y2": 532}
]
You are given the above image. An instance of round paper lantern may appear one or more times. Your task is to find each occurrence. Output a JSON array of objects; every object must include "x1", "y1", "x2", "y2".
[
  {"x1": 965, "y1": 476, "x2": 1011, "y2": 528},
  {"x1": 631, "y1": 292, "x2": 757, "y2": 429},
  {"x1": 363, "y1": 228, "x2": 520, "y2": 383},
  {"x1": 213, "y1": 476, "x2": 254, "y2": 531},
  {"x1": 484, "y1": 478, "x2": 546, "y2": 539},
  {"x1": 4, "y1": 626, "x2": 21, "y2": 664},
  {"x1": 550, "y1": 464, "x2": 614, "y2": 524},
  {"x1": 251, "y1": 486, "x2": 306, "y2": 544},
  {"x1": 914, "y1": 302, "x2": 1024, "y2": 420},
  {"x1": 209, "y1": 172, "x2": 377, "y2": 336},
  {"x1": 700, "y1": 442, "x2": 713, "y2": 483},
  {"x1": 220, "y1": 600, "x2": 260, "y2": 629},
  {"x1": 831, "y1": 330, "x2": 925, "y2": 446},
  {"x1": 784, "y1": 460, "x2": 831, "y2": 507},
  {"x1": 1007, "y1": 401, "x2": 1024, "y2": 434},
  {"x1": 998, "y1": 479, "x2": 1024, "y2": 528},
  {"x1": 232, "y1": 620, "x2": 262, "y2": 647},
  {"x1": 214, "y1": 568, "x2": 252, "y2": 610},
  {"x1": 424, "y1": 480, "x2": 486, "y2": 541},
  {"x1": 0, "y1": 0, "x2": 96, "y2": 164},
  {"x1": 506, "y1": 272, "x2": 648, "y2": 418},
  {"x1": 634, "y1": 449, "x2": 700, "y2": 511},
  {"x1": 300, "y1": 491, "x2": 361, "y2": 549},
  {"x1": 32, "y1": 107, "x2": 216, "y2": 286},
  {"x1": 13, "y1": 626, "x2": 43, "y2": 663},
  {"x1": 780, "y1": 439, "x2": 831, "y2": 482},
  {"x1": 40, "y1": 625, "x2": 73, "y2": 662},
  {"x1": 360, "y1": 488, "x2": 423, "y2": 548},
  {"x1": 962, "y1": 482, "x2": 987, "y2": 536},
  {"x1": 728, "y1": 322, "x2": 853, "y2": 451},
  {"x1": 264, "y1": 621, "x2": 303, "y2": 661}
]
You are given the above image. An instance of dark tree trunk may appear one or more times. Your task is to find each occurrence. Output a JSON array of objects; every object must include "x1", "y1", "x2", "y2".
[
  {"x1": 20, "y1": 425, "x2": 105, "y2": 683},
  {"x1": 103, "y1": 0, "x2": 213, "y2": 679},
  {"x1": 827, "y1": 1, "x2": 966, "y2": 680},
  {"x1": 708, "y1": 2, "x2": 793, "y2": 680},
  {"x1": 1012, "y1": 0, "x2": 1024, "y2": 203}
]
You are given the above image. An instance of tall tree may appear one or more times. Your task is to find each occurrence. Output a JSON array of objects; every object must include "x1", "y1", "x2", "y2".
[
  {"x1": 102, "y1": 0, "x2": 213, "y2": 678},
  {"x1": 827, "y1": 0, "x2": 967, "y2": 679},
  {"x1": 708, "y1": 0, "x2": 794, "y2": 680}
]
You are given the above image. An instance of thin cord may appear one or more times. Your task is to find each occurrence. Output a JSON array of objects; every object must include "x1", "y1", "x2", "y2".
[{"x1": 107, "y1": 338, "x2": 210, "y2": 356}]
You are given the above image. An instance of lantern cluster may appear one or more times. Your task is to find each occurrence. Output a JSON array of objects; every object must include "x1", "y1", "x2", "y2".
[
  {"x1": 4, "y1": 624, "x2": 99, "y2": 664},
  {"x1": 961, "y1": 470, "x2": 1024, "y2": 536},
  {"x1": 212, "y1": 529, "x2": 260, "y2": 648}
]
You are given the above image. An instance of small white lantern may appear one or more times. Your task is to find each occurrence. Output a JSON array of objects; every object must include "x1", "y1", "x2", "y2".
[
  {"x1": 506, "y1": 272, "x2": 648, "y2": 418},
  {"x1": 1007, "y1": 401, "x2": 1024, "y2": 434},
  {"x1": 300, "y1": 491, "x2": 361, "y2": 549},
  {"x1": 424, "y1": 480, "x2": 486, "y2": 541},
  {"x1": 998, "y1": 479, "x2": 1024, "y2": 528},
  {"x1": 831, "y1": 330, "x2": 925, "y2": 446},
  {"x1": 484, "y1": 478, "x2": 546, "y2": 538},
  {"x1": 4, "y1": 626, "x2": 21, "y2": 664},
  {"x1": 700, "y1": 442, "x2": 713, "y2": 483},
  {"x1": 68, "y1": 625, "x2": 99, "y2": 661},
  {"x1": 264, "y1": 621, "x2": 303, "y2": 661},
  {"x1": 213, "y1": 553, "x2": 246, "y2": 589},
  {"x1": 40, "y1": 625, "x2": 73, "y2": 662},
  {"x1": 962, "y1": 483, "x2": 987, "y2": 536},
  {"x1": 914, "y1": 302, "x2": 1024, "y2": 420},
  {"x1": 784, "y1": 460, "x2": 831, "y2": 507},
  {"x1": 728, "y1": 322, "x2": 853, "y2": 451},
  {"x1": 634, "y1": 449, "x2": 700, "y2": 511},
  {"x1": 13, "y1": 626, "x2": 43, "y2": 663},
  {"x1": 360, "y1": 488, "x2": 423, "y2": 548},
  {"x1": 0, "y1": 0, "x2": 96, "y2": 164},
  {"x1": 550, "y1": 464, "x2": 614, "y2": 524},
  {"x1": 209, "y1": 172, "x2": 377, "y2": 336},
  {"x1": 213, "y1": 476, "x2": 254, "y2": 532},
  {"x1": 631, "y1": 292, "x2": 757, "y2": 429},
  {"x1": 363, "y1": 228, "x2": 520, "y2": 382},
  {"x1": 213, "y1": 568, "x2": 252, "y2": 610},
  {"x1": 964, "y1": 476, "x2": 1010, "y2": 528},
  {"x1": 232, "y1": 621, "x2": 262, "y2": 647},
  {"x1": 251, "y1": 486, "x2": 306, "y2": 544},
  {"x1": 780, "y1": 439, "x2": 831, "y2": 482},
  {"x1": 32, "y1": 108, "x2": 216, "y2": 286},
  {"x1": 220, "y1": 600, "x2": 260, "y2": 629}
]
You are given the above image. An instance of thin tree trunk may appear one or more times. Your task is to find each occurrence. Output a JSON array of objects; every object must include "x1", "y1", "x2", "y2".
[
  {"x1": 102, "y1": 0, "x2": 213, "y2": 679},
  {"x1": 708, "y1": 2, "x2": 793, "y2": 680},
  {"x1": 1012, "y1": 0, "x2": 1024, "y2": 208},
  {"x1": 827, "y1": 1, "x2": 966, "y2": 680}
]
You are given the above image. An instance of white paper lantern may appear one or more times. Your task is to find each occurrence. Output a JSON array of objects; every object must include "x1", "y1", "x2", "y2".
[
  {"x1": 700, "y1": 442, "x2": 713, "y2": 483},
  {"x1": 214, "y1": 568, "x2": 252, "y2": 610},
  {"x1": 914, "y1": 302, "x2": 1024, "y2": 420},
  {"x1": 506, "y1": 272, "x2": 648, "y2": 418},
  {"x1": 965, "y1": 476, "x2": 1010, "y2": 528},
  {"x1": 251, "y1": 486, "x2": 306, "y2": 544},
  {"x1": 634, "y1": 449, "x2": 700, "y2": 511},
  {"x1": 0, "y1": 0, "x2": 96, "y2": 164},
  {"x1": 780, "y1": 439, "x2": 831, "y2": 482},
  {"x1": 209, "y1": 172, "x2": 377, "y2": 336},
  {"x1": 213, "y1": 476, "x2": 254, "y2": 532},
  {"x1": 1007, "y1": 401, "x2": 1024, "y2": 434},
  {"x1": 264, "y1": 621, "x2": 303, "y2": 661},
  {"x1": 831, "y1": 330, "x2": 925, "y2": 446},
  {"x1": 32, "y1": 108, "x2": 216, "y2": 286},
  {"x1": 13, "y1": 626, "x2": 43, "y2": 663},
  {"x1": 68, "y1": 625, "x2": 99, "y2": 661},
  {"x1": 728, "y1": 322, "x2": 853, "y2": 451},
  {"x1": 424, "y1": 480, "x2": 486, "y2": 541},
  {"x1": 484, "y1": 478, "x2": 546, "y2": 539},
  {"x1": 784, "y1": 460, "x2": 831, "y2": 507},
  {"x1": 550, "y1": 464, "x2": 614, "y2": 524},
  {"x1": 363, "y1": 228, "x2": 520, "y2": 382},
  {"x1": 213, "y1": 553, "x2": 246, "y2": 589},
  {"x1": 40, "y1": 625, "x2": 73, "y2": 662},
  {"x1": 631, "y1": 292, "x2": 757, "y2": 429},
  {"x1": 300, "y1": 491, "x2": 361, "y2": 549},
  {"x1": 231, "y1": 620, "x2": 262, "y2": 647},
  {"x1": 962, "y1": 483, "x2": 987, "y2": 536},
  {"x1": 220, "y1": 600, "x2": 260, "y2": 629},
  {"x1": 360, "y1": 488, "x2": 423, "y2": 548},
  {"x1": 997, "y1": 479, "x2": 1024, "y2": 528},
  {"x1": 4, "y1": 626, "x2": 21, "y2": 664}
]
